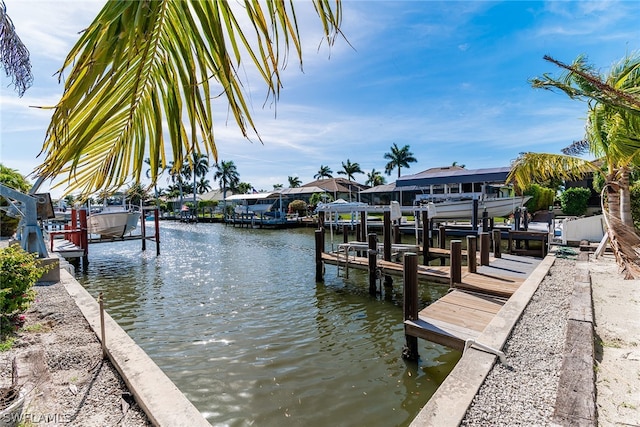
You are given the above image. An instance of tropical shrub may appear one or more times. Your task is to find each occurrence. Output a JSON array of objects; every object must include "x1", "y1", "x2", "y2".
[
  {"x1": 0, "y1": 164, "x2": 32, "y2": 237},
  {"x1": 523, "y1": 184, "x2": 555, "y2": 212},
  {"x1": 309, "y1": 192, "x2": 333, "y2": 209},
  {"x1": 288, "y1": 200, "x2": 307, "y2": 216},
  {"x1": 0, "y1": 245, "x2": 49, "y2": 339},
  {"x1": 560, "y1": 187, "x2": 591, "y2": 216}
]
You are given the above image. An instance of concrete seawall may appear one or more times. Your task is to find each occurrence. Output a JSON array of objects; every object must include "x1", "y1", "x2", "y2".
[{"x1": 60, "y1": 269, "x2": 211, "y2": 427}]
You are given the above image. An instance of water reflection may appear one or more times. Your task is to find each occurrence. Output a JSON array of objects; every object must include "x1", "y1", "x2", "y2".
[{"x1": 77, "y1": 222, "x2": 460, "y2": 426}]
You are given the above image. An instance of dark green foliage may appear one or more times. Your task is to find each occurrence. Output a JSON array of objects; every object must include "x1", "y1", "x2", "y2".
[
  {"x1": 0, "y1": 245, "x2": 48, "y2": 341},
  {"x1": 524, "y1": 184, "x2": 555, "y2": 212},
  {"x1": 630, "y1": 181, "x2": 640, "y2": 229},
  {"x1": 0, "y1": 164, "x2": 32, "y2": 237},
  {"x1": 560, "y1": 187, "x2": 591, "y2": 215}
]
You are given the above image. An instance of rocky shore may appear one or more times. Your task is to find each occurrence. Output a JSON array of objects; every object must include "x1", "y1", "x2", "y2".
[
  {"x1": 462, "y1": 251, "x2": 640, "y2": 426},
  {"x1": 0, "y1": 281, "x2": 150, "y2": 426}
]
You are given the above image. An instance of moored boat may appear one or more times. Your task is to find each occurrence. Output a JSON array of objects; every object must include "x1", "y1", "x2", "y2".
[
  {"x1": 424, "y1": 196, "x2": 531, "y2": 219},
  {"x1": 88, "y1": 194, "x2": 141, "y2": 238}
]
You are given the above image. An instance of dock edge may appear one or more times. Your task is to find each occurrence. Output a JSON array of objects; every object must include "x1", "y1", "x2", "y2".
[
  {"x1": 60, "y1": 269, "x2": 211, "y2": 427},
  {"x1": 409, "y1": 254, "x2": 556, "y2": 427}
]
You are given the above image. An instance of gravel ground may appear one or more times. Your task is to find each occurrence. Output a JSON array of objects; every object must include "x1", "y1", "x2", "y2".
[
  {"x1": 0, "y1": 281, "x2": 151, "y2": 426},
  {"x1": 460, "y1": 256, "x2": 576, "y2": 426}
]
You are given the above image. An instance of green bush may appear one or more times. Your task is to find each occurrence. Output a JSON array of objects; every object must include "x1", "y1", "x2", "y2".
[
  {"x1": 523, "y1": 184, "x2": 555, "y2": 212},
  {"x1": 0, "y1": 245, "x2": 48, "y2": 340},
  {"x1": 288, "y1": 200, "x2": 307, "y2": 216},
  {"x1": 0, "y1": 164, "x2": 32, "y2": 237},
  {"x1": 560, "y1": 187, "x2": 591, "y2": 216}
]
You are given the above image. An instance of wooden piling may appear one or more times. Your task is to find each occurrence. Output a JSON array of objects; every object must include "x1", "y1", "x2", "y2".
[
  {"x1": 343, "y1": 225, "x2": 349, "y2": 244},
  {"x1": 492, "y1": 229, "x2": 502, "y2": 259},
  {"x1": 450, "y1": 240, "x2": 462, "y2": 286},
  {"x1": 154, "y1": 208, "x2": 161, "y2": 256},
  {"x1": 402, "y1": 253, "x2": 419, "y2": 361},
  {"x1": 421, "y1": 211, "x2": 430, "y2": 265},
  {"x1": 315, "y1": 229, "x2": 324, "y2": 281},
  {"x1": 480, "y1": 232, "x2": 490, "y2": 266},
  {"x1": 360, "y1": 211, "x2": 367, "y2": 241},
  {"x1": 383, "y1": 211, "x2": 392, "y2": 261},
  {"x1": 78, "y1": 208, "x2": 88, "y2": 267},
  {"x1": 368, "y1": 233, "x2": 378, "y2": 295},
  {"x1": 466, "y1": 235, "x2": 477, "y2": 273},
  {"x1": 482, "y1": 210, "x2": 489, "y2": 231},
  {"x1": 472, "y1": 199, "x2": 479, "y2": 231},
  {"x1": 393, "y1": 223, "x2": 401, "y2": 244},
  {"x1": 439, "y1": 226, "x2": 446, "y2": 265}
]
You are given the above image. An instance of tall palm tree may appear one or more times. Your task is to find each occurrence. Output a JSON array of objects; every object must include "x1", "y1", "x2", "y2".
[
  {"x1": 167, "y1": 160, "x2": 185, "y2": 208},
  {"x1": 288, "y1": 176, "x2": 302, "y2": 188},
  {"x1": 384, "y1": 143, "x2": 417, "y2": 178},
  {"x1": 511, "y1": 53, "x2": 640, "y2": 278},
  {"x1": 28, "y1": 1, "x2": 342, "y2": 197},
  {"x1": 366, "y1": 169, "x2": 386, "y2": 187},
  {"x1": 213, "y1": 160, "x2": 240, "y2": 199},
  {"x1": 214, "y1": 160, "x2": 240, "y2": 218},
  {"x1": 183, "y1": 152, "x2": 209, "y2": 205},
  {"x1": 337, "y1": 159, "x2": 364, "y2": 181},
  {"x1": 314, "y1": 165, "x2": 333, "y2": 180}
]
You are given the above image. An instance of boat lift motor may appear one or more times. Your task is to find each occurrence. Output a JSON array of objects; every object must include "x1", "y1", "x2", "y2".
[{"x1": 0, "y1": 183, "x2": 49, "y2": 258}]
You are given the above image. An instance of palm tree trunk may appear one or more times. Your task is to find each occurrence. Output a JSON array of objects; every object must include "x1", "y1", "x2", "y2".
[{"x1": 619, "y1": 166, "x2": 634, "y2": 228}]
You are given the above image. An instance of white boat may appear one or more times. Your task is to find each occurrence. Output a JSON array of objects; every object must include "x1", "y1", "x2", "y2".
[
  {"x1": 88, "y1": 194, "x2": 141, "y2": 238},
  {"x1": 425, "y1": 196, "x2": 531, "y2": 220}
]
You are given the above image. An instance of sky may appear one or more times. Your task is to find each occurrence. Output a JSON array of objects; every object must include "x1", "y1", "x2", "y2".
[{"x1": 2, "y1": 1, "x2": 640, "y2": 199}]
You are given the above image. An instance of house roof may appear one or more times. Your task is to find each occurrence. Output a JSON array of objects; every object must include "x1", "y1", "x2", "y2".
[
  {"x1": 277, "y1": 186, "x2": 327, "y2": 196},
  {"x1": 396, "y1": 166, "x2": 511, "y2": 187},
  {"x1": 302, "y1": 177, "x2": 369, "y2": 193}
]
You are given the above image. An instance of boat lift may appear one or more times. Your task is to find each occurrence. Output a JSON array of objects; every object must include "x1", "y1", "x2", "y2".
[{"x1": 0, "y1": 183, "x2": 49, "y2": 257}]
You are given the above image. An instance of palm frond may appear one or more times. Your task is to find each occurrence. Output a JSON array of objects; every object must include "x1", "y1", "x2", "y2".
[
  {"x1": 0, "y1": 0, "x2": 33, "y2": 96},
  {"x1": 34, "y1": 0, "x2": 342, "y2": 197},
  {"x1": 507, "y1": 152, "x2": 599, "y2": 192}
]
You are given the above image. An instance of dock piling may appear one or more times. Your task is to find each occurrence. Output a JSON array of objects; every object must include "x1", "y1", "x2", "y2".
[
  {"x1": 368, "y1": 233, "x2": 378, "y2": 295},
  {"x1": 450, "y1": 240, "x2": 462, "y2": 286},
  {"x1": 315, "y1": 229, "x2": 324, "y2": 282},
  {"x1": 402, "y1": 253, "x2": 419, "y2": 361},
  {"x1": 466, "y1": 235, "x2": 477, "y2": 273},
  {"x1": 421, "y1": 211, "x2": 430, "y2": 265},
  {"x1": 480, "y1": 232, "x2": 490, "y2": 266},
  {"x1": 492, "y1": 229, "x2": 502, "y2": 258}
]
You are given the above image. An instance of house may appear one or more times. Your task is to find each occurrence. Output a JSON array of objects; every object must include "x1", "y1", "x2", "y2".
[
  {"x1": 395, "y1": 166, "x2": 513, "y2": 205},
  {"x1": 302, "y1": 177, "x2": 369, "y2": 202}
]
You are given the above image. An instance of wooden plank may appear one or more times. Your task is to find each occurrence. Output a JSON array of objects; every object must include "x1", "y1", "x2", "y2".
[
  {"x1": 553, "y1": 320, "x2": 596, "y2": 426},
  {"x1": 404, "y1": 318, "x2": 478, "y2": 351}
]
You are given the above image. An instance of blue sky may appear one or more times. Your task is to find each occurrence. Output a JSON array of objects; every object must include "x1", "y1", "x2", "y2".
[{"x1": 2, "y1": 1, "x2": 640, "y2": 198}]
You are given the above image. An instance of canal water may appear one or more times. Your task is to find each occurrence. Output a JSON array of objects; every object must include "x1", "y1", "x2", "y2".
[{"x1": 76, "y1": 221, "x2": 460, "y2": 426}]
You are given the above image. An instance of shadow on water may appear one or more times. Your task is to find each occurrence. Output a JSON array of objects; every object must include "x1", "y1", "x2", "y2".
[{"x1": 77, "y1": 222, "x2": 461, "y2": 426}]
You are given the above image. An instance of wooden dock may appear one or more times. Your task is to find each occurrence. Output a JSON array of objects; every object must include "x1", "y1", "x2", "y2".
[{"x1": 403, "y1": 253, "x2": 541, "y2": 352}]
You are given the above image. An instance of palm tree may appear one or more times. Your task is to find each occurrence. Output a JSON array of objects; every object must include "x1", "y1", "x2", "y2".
[
  {"x1": 213, "y1": 161, "x2": 240, "y2": 217},
  {"x1": 511, "y1": 53, "x2": 640, "y2": 278},
  {"x1": 196, "y1": 177, "x2": 212, "y2": 194},
  {"x1": 366, "y1": 169, "x2": 386, "y2": 187},
  {"x1": 167, "y1": 160, "x2": 185, "y2": 208},
  {"x1": 183, "y1": 152, "x2": 209, "y2": 205},
  {"x1": 273, "y1": 183, "x2": 284, "y2": 191},
  {"x1": 27, "y1": 1, "x2": 342, "y2": 197},
  {"x1": 237, "y1": 182, "x2": 253, "y2": 194},
  {"x1": 452, "y1": 161, "x2": 466, "y2": 168},
  {"x1": 384, "y1": 143, "x2": 417, "y2": 178},
  {"x1": 288, "y1": 176, "x2": 302, "y2": 188},
  {"x1": 337, "y1": 159, "x2": 364, "y2": 181},
  {"x1": 314, "y1": 165, "x2": 333, "y2": 180}
]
